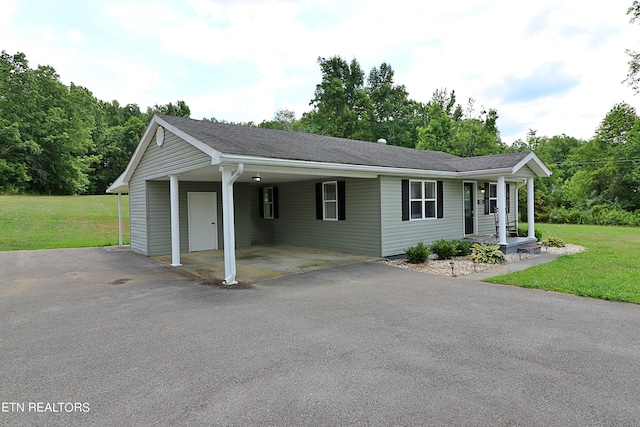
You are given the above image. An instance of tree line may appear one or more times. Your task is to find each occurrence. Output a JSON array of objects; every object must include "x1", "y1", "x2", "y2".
[
  {"x1": 2, "y1": 45, "x2": 640, "y2": 226},
  {"x1": 243, "y1": 55, "x2": 640, "y2": 224},
  {"x1": 0, "y1": 51, "x2": 190, "y2": 195}
]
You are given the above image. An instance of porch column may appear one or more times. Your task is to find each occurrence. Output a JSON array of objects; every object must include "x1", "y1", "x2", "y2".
[
  {"x1": 220, "y1": 164, "x2": 244, "y2": 285},
  {"x1": 527, "y1": 177, "x2": 536, "y2": 239},
  {"x1": 497, "y1": 175, "x2": 507, "y2": 245},
  {"x1": 117, "y1": 193, "x2": 123, "y2": 246},
  {"x1": 169, "y1": 174, "x2": 181, "y2": 267}
]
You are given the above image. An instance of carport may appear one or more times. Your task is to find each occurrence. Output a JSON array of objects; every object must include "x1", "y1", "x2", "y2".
[{"x1": 152, "y1": 244, "x2": 379, "y2": 284}]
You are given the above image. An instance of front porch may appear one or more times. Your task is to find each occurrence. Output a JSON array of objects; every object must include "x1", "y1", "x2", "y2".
[{"x1": 464, "y1": 234, "x2": 540, "y2": 254}]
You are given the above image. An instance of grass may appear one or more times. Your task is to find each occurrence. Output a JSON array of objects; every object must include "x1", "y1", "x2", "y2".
[
  {"x1": 487, "y1": 223, "x2": 640, "y2": 304},
  {"x1": 0, "y1": 195, "x2": 129, "y2": 251}
]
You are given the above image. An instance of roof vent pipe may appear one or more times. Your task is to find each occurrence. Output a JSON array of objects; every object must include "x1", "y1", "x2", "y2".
[{"x1": 377, "y1": 138, "x2": 387, "y2": 144}]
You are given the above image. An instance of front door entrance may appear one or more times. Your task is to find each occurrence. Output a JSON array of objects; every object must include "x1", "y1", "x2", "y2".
[
  {"x1": 463, "y1": 183, "x2": 474, "y2": 235},
  {"x1": 188, "y1": 192, "x2": 218, "y2": 252}
]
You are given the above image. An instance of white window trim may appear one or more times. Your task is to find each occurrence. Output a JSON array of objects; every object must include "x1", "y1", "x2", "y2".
[
  {"x1": 263, "y1": 187, "x2": 274, "y2": 219},
  {"x1": 489, "y1": 183, "x2": 498, "y2": 213},
  {"x1": 409, "y1": 179, "x2": 437, "y2": 221},
  {"x1": 322, "y1": 181, "x2": 338, "y2": 221}
]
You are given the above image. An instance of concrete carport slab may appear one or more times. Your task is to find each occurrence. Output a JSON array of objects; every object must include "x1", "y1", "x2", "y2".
[{"x1": 153, "y1": 244, "x2": 380, "y2": 284}]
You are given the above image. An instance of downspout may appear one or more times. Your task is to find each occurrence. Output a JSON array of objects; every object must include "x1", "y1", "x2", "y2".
[
  {"x1": 221, "y1": 163, "x2": 244, "y2": 285},
  {"x1": 169, "y1": 174, "x2": 181, "y2": 266}
]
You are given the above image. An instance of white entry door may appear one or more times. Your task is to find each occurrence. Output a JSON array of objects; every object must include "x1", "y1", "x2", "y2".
[{"x1": 188, "y1": 192, "x2": 218, "y2": 252}]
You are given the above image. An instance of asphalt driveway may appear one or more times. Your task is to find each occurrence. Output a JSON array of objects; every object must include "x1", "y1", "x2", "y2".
[{"x1": 1, "y1": 248, "x2": 639, "y2": 426}]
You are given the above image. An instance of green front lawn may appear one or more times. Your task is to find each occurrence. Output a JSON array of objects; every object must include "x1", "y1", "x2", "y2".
[
  {"x1": 487, "y1": 223, "x2": 640, "y2": 304},
  {"x1": 0, "y1": 195, "x2": 129, "y2": 251}
]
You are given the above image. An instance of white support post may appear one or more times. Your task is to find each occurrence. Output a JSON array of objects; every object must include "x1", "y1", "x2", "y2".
[
  {"x1": 117, "y1": 193, "x2": 123, "y2": 246},
  {"x1": 220, "y1": 164, "x2": 244, "y2": 285},
  {"x1": 497, "y1": 176, "x2": 507, "y2": 245},
  {"x1": 169, "y1": 174, "x2": 181, "y2": 267},
  {"x1": 527, "y1": 177, "x2": 536, "y2": 239}
]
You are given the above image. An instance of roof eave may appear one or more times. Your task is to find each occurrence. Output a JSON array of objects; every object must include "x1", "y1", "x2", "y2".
[
  {"x1": 456, "y1": 167, "x2": 513, "y2": 177},
  {"x1": 218, "y1": 154, "x2": 456, "y2": 178},
  {"x1": 512, "y1": 152, "x2": 552, "y2": 177},
  {"x1": 113, "y1": 115, "x2": 222, "y2": 191},
  {"x1": 106, "y1": 172, "x2": 128, "y2": 193}
]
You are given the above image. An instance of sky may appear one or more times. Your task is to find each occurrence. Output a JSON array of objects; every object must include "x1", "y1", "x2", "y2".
[{"x1": 1, "y1": 0, "x2": 640, "y2": 143}]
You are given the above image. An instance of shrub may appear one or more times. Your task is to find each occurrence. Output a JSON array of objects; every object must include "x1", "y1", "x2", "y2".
[
  {"x1": 455, "y1": 240, "x2": 473, "y2": 256},
  {"x1": 541, "y1": 236, "x2": 565, "y2": 247},
  {"x1": 430, "y1": 239, "x2": 458, "y2": 259},
  {"x1": 518, "y1": 225, "x2": 543, "y2": 241},
  {"x1": 546, "y1": 205, "x2": 640, "y2": 227},
  {"x1": 471, "y1": 243, "x2": 506, "y2": 264},
  {"x1": 406, "y1": 241, "x2": 431, "y2": 264}
]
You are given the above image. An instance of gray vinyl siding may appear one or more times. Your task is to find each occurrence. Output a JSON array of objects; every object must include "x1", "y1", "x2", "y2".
[
  {"x1": 146, "y1": 181, "x2": 171, "y2": 256},
  {"x1": 144, "y1": 181, "x2": 250, "y2": 256},
  {"x1": 127, "y1": 129, "x2": 250, "y2": 256},
  {"x1": 477, "y1": 181, "x2": 518, "y2": 235},
  {"x1": 129, "y1": 178, "x2": 147, "y2": 255},
  {"x1": 380, "y1": 176, "x2": 464, "y2": 257},
  {"x1": 136, "y1": 130, "x2": 212, "y2": 180},
  {"x1": 128, "y1": 130, "x2": 212, "y2": 255},
  {"x1": 251, "y1": 178, "x2": 381, "y2": 256}
]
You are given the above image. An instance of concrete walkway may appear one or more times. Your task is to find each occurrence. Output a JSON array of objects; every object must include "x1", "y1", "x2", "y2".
[{"x1": 463, "y1": 252, "x2": 560, "y2": 280}]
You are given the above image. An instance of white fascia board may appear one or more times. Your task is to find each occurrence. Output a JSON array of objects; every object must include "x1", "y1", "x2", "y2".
[
  {"x1": 512, "y1": 152, "x2": 552, "y2": 177},
  {"x1": 116, "y1": 115, "x2": 222, "y2": 188},
  {"x1": 106, "y1": 171, "x2": 128, "y2": 193},
  {"x1": 117, "y1": 117, "x2": 159, "y2": 186},
  {"x1": 154, "y1": 116, "x2": 221, "y2": 159},
  {"x1": 218, "y1": 154, "x2": 456, "y2": 178},
  {"x1": 455, "y1": 168, "x2": 513, "y2": 178}
]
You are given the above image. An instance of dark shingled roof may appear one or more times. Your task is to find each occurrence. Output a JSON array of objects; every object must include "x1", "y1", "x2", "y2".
[
  {"x1": 446, "y1": 152, "x2": 530, "y2": 172},
  {"x1": 158, "y1": 115, "x2": 528, "y2": 173}
]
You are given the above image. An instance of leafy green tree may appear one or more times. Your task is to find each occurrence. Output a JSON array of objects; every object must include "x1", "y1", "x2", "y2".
[
  {"x1": 367, "y1": 63, "x2": 424, "y2": 147},
  {"x1": 144, "y1": 100, "x2": 190, "y2": 121},
  {"x1": 259, "y1": 109, "x2": 298, "y2": 131},
  {"x1": 625, "y1": 1, "x2": 640, "y2": 92},
  {"x1": 88, "y1": 115, "x2": 146, "y2": 194},
  {"x1": 0, "y1": 51, "x2": 97, "y2": 194},
  {"x1": 450, "y1": 107, "x2": 503, "y2": 157},
  {"x1": 0, "y1": 52, "x2": 35, "y2": 193},
  {"x1": 301, "y1": 56, "x2": 373, "y2": 140},
  {"x1": 567, "y1": 102, "x2": 640, "y2": 210},
  {"x1": 416, "y1": 100, "x2": 455, "y2": 151},
  {"x1": 417, "y1": 92, "x2": 503, "y2": 157}
]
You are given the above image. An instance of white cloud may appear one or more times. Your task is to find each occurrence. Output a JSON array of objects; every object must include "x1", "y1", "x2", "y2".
[
  {"x1": 37, "y1": 26, "x2": 61, "y2": 42},
  {"x1": 67, "y1": 29, "x2": 83, "y2": 43},
  {"x1": 6, "y1": 0, "x2": 640, "y2": 143},
  {"x1": 0, "y1": 0, "x2": 16, "y2": 25}
]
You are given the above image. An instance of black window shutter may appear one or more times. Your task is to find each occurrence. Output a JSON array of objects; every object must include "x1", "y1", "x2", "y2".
[
  {"x1": 506, "y1": 183, "x2": 510, "y2": 214},
  {"x1": 484, "y1": 182, "x2": 490, "y2": 214},
  {"x1": 258, "y1": 187, "x2": 264, "y2": 218},
  {"x1": 273, "y1": 186, "x2": 279, "y2": 219},
  {"x1": 437, "y1": 180, "x2": 444, "y2": 218},
  {"x1": 401, "y1": 179, "x2": 409, "y2": 221},
  {"x1": 338, "y1": 180, "x2": 346, "y2": 221},
  {"x1": 315, "y1": 183, "x2": 323, "y2": 220}
]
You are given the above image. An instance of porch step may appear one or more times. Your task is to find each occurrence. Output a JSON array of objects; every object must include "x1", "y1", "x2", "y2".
[{"x1": 518, "y1": 245, "x2": 541, "y2": 254}]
